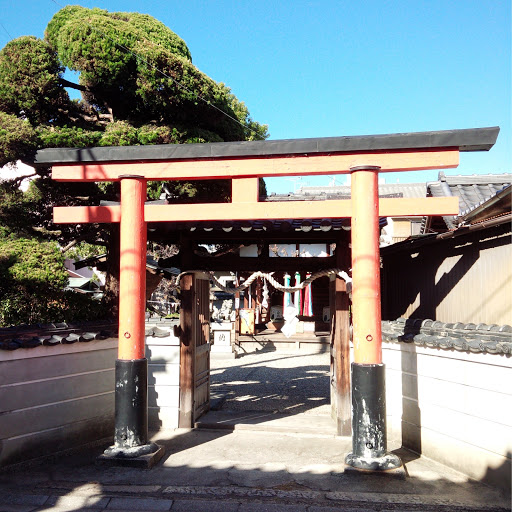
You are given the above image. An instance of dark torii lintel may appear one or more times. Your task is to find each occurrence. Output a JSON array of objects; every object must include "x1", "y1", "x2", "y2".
[{"x1": 28, "y1": 126, "x2": 499, "y2": 166}]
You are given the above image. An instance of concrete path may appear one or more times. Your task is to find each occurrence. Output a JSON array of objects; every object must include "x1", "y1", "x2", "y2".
[
  {"x1": 0, "y1": 429, "x2": 509, "y2": 511},
  {"x1": 0, "y1": 349, "x2": 509, "y2": 511}
]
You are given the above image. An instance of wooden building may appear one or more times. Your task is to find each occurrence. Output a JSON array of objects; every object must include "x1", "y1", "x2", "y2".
[{"x1": 382, "y1": 182, "x2": 511, "y2": 325}]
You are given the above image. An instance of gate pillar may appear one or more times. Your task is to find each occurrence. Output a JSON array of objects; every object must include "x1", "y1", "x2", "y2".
[
  {"x1": 98, "y1": 175, "x2": 164, "y2": 468},
  {"x1": 345, "y1": 166, "x2": 402, "y2": 472}
]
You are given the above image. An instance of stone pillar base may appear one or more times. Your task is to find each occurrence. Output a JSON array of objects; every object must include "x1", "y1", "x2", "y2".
[{"x1": 97, "y1": 442, "x2": 165, "y2": 469}]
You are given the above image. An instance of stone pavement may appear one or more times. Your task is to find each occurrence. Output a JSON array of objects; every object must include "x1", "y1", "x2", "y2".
[
  {"x1": 210, "y1": 350, "x2": 332, "y2": 417},
  {"x1": 0, "y1": 427, "x2": 509, "y2": 511},
  {"x1": 0, "y1": 350, "x2": 510, "y2": 511}
]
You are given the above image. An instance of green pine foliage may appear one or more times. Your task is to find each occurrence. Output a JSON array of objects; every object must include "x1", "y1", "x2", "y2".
[
  {"x1": 0, "y1": 6, "x2": 268, "y2": 326},
  {"x1": 0, "y1": 36, "x2": 67, "y2": 125},
  {"x1": 0, "y1": 112, "x2": 38, "y2": 167},
  {"x1": 43, "y1": 5, "x2": 266, "y2": 141},
  {"x1": 0, "y1": 5, "x2": 268, "y2": 162},
  {"x1": 0, "y1": 227, "x2": 105, "y2": 326}
]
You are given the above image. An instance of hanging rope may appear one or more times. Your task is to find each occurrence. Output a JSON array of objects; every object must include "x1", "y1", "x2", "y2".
[{"x1": 175, "y1": 268, "x2": 351, "y2": 294}]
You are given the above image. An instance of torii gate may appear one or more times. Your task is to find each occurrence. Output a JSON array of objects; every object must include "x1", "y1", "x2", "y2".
[{"x1": 32, "y1": 126, "x2": 499, "y2": 470}]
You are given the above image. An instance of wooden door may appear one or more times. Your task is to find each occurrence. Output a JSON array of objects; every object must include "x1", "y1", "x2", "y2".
[
  {"x1": 193, "y1": 276, "x2": 210, "y2": 420},
  {"x1": 179, "y1": 274, "x2": 211, "y2": 427}
]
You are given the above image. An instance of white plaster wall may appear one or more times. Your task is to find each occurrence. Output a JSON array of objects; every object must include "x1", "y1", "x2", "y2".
[
  {"x1": 383, "y1": 341, "x2": 512, "y2": 493},
  {"x1": 146, "y1": 329, "x2": 180, "y2": 431},
  {"x1": 0, "y1": 339, "x2": 117, "y2": 467}
]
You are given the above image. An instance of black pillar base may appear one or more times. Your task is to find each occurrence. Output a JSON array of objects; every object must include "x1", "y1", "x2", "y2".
[
  {"x1": 113, "y1": 359, "x2": 149, "y2": 448},
  {"x1": 345, "y1": 363, "x2": 403, "y2": 474},
  {"x1": 97, "y1": 359, "x2": 165, "y2": 468}
]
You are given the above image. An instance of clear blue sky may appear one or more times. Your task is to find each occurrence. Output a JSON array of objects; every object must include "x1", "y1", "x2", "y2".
[{"x1": 1, "y1": 0, "x2": 510, "y2": 193}]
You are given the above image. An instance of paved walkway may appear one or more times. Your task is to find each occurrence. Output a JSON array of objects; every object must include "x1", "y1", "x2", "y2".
[
  {"x1": 210, "y1": 349, "x2": 332, "y2": 416},
  {"x1": 0, "y1": 349, "x2": 510, "y2": 511}
]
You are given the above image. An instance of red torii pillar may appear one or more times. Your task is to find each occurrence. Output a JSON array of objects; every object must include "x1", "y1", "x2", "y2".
[
  {"x1": 41, "y1": 127, "x2": 497, "y2": 469},
  {"x1": 346, "y1": 165, "x2": 401, "y2": 471},
  {"x1": 99, "y1": 175, "x2": 165, "y2": 466}
]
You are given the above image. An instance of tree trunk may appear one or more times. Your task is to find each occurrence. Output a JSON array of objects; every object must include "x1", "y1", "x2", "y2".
[
  {"x1": 103, "y1": 224, "x2": 120, "y2": 318},
  {"x1": 146, "y1": 271, "x2": 163, "y2": 301}
]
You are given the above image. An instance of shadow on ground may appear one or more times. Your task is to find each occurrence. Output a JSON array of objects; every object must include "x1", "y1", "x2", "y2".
[
  {"x1": 210, "y1": 350, "x2": 332, "y2": 416},
  {"x1": 0, "y1": 428, "x2": 509, "y2": 511}
]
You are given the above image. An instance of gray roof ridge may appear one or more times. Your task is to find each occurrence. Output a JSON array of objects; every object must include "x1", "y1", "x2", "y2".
[
  {"x1": 382, "y1": 318, "x2": 512, "y2": 355},
  {"x1": 436, "y1": 171, "x2": 512, "y2": 185}
]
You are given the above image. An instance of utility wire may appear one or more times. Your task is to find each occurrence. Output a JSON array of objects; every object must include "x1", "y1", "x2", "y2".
[
  {"x1": 327, "y1": 175, "x2": 347, "y2": 187},
  {"x1": 48, "y1": 0, "x2": 265, "y2": 140},
  {"x1": 0, "y1": 22, "x2": 13, "y2": 41}
]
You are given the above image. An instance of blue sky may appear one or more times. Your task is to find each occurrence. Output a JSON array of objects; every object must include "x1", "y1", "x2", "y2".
[{"x1": 1, "y1": 0, "x2": 510, "y2": 193}]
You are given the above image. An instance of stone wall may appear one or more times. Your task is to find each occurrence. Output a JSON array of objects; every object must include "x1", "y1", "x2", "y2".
[
  {"x1": 0, "y1": 339, "x2": 117, "y2": 467},
  {"x1": 146, "y1": 323, "x2": 180, "y2": 430},
  {"x1": 383, "y1": 341, "x2": 512, "y2": 493}
]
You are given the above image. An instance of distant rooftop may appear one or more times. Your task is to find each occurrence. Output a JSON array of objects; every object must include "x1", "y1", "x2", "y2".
[
  {"x1": 427, "y1": 172, "x2": 512, "y2": 229},
  {"x1": 297, "y1": 182, "x2": 427, "y2": 199}
]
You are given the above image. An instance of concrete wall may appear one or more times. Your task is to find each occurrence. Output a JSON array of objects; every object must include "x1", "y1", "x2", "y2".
[
  {"x1": 0, "y1": 339, "x2": 117, "y2": 467},
  {"x1": 146, "y1": 329, "x2": 180, "y2": 431},
  {"x1": 383, "y1": 341, "x2": 512, "y2": 493},
  {"x1": 0, "y1": 327, "x2": 181, "y2": 467}
]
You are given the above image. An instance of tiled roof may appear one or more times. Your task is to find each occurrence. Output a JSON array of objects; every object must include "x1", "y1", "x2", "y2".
[
  {"x1": 0, "y1": 320, "x2": 118, "y2": 351},
  {"x1": 459, "y1": 184, "x2": 511, "y2": 224},
  {"x1": 171, "y1": 218, "x2": 351, "y2": 232},
  {"x1": 148, "y1": 217, "x2": 392, "y2": 235},
  {"x1": 0, "y1": 318, "x2": 176, "y2": 351},
  {"x1": 145, "y1": 316, "x2": 175, "y2": 338},
  {"x1": 456, "y1": 182, "x2": 511, "y2": 215},
  {"x1": 382, "y1": 318, "x2": 512, "y2": 355},
  {"x1": 426, "y1": 172, "x2": 512, "y2": 229},
  {"x1": 297, "y1": 183, "x2": 426, "y2": 199}
]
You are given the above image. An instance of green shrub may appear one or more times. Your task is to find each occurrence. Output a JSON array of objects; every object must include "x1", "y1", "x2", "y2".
[{"x1": 0, "y1": 230, "x2": 106, "y2": 326}]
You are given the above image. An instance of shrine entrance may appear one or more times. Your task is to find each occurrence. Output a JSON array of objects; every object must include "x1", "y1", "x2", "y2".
[
  {"x1": 32, "y1": 126, "x2": 498, "y2": 469},
  {"x1": 161, "y1": 225, "x2": 352, "y2": 432},
  {"x1": 155, "y1": 222, "x2": 353, "y2": 431}
]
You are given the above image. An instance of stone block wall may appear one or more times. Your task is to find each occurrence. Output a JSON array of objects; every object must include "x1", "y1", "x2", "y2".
[
  {"x1": 0, "y1": 339, "x2": 117, "y2": 467},
  {"x1": 146, "y1": 325, "x2": 180, "y2": 431},
  {"x1": 383, "y1": 341, "x2": 512, "y2": 493}
]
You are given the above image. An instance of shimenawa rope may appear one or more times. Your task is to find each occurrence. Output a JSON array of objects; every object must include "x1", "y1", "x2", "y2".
[{"x1": 175, "y1": 268, "x2": 351, "y2": 294}]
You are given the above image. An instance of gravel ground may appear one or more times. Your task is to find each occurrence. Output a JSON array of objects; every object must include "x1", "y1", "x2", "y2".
[{"x1": 210, "y1": 349, "x2": 332, "y2": 416}]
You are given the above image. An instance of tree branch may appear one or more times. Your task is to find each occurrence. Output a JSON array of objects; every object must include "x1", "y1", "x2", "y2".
[
  {"x1": 60, "y1": 239, "x2": 78, "y2": 253},
  {"x1": 3, "y1": 173, "x2": 37, "y2": 187},
  {"x1": 60, "y1": 78, "x2": 89, "y2": 92},
  {"x1": 32, "y1": 226, "x2": 62, "y2": 236}
]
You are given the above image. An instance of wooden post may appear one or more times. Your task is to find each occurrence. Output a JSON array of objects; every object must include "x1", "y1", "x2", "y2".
[
  {"x1": 255, "y1": 277, "x2": 262, "y2": 326},
  {"x1": 332, "y1": 236, "x2": 351, "y2": 436},
  {"x1": 179, "y1": 273, "x2": 195, "y2": 427},
  {"x1": 345, "y1": 166, "x2": 401, "y2": 472},
  {"x1": 234, "y1": 283, "x2": 240, "y2": 346}
]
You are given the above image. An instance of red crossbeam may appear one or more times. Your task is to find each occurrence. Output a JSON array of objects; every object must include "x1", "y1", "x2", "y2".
[{"x1": 54, "y1": 197, "x2": 459, "y2": 224}]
